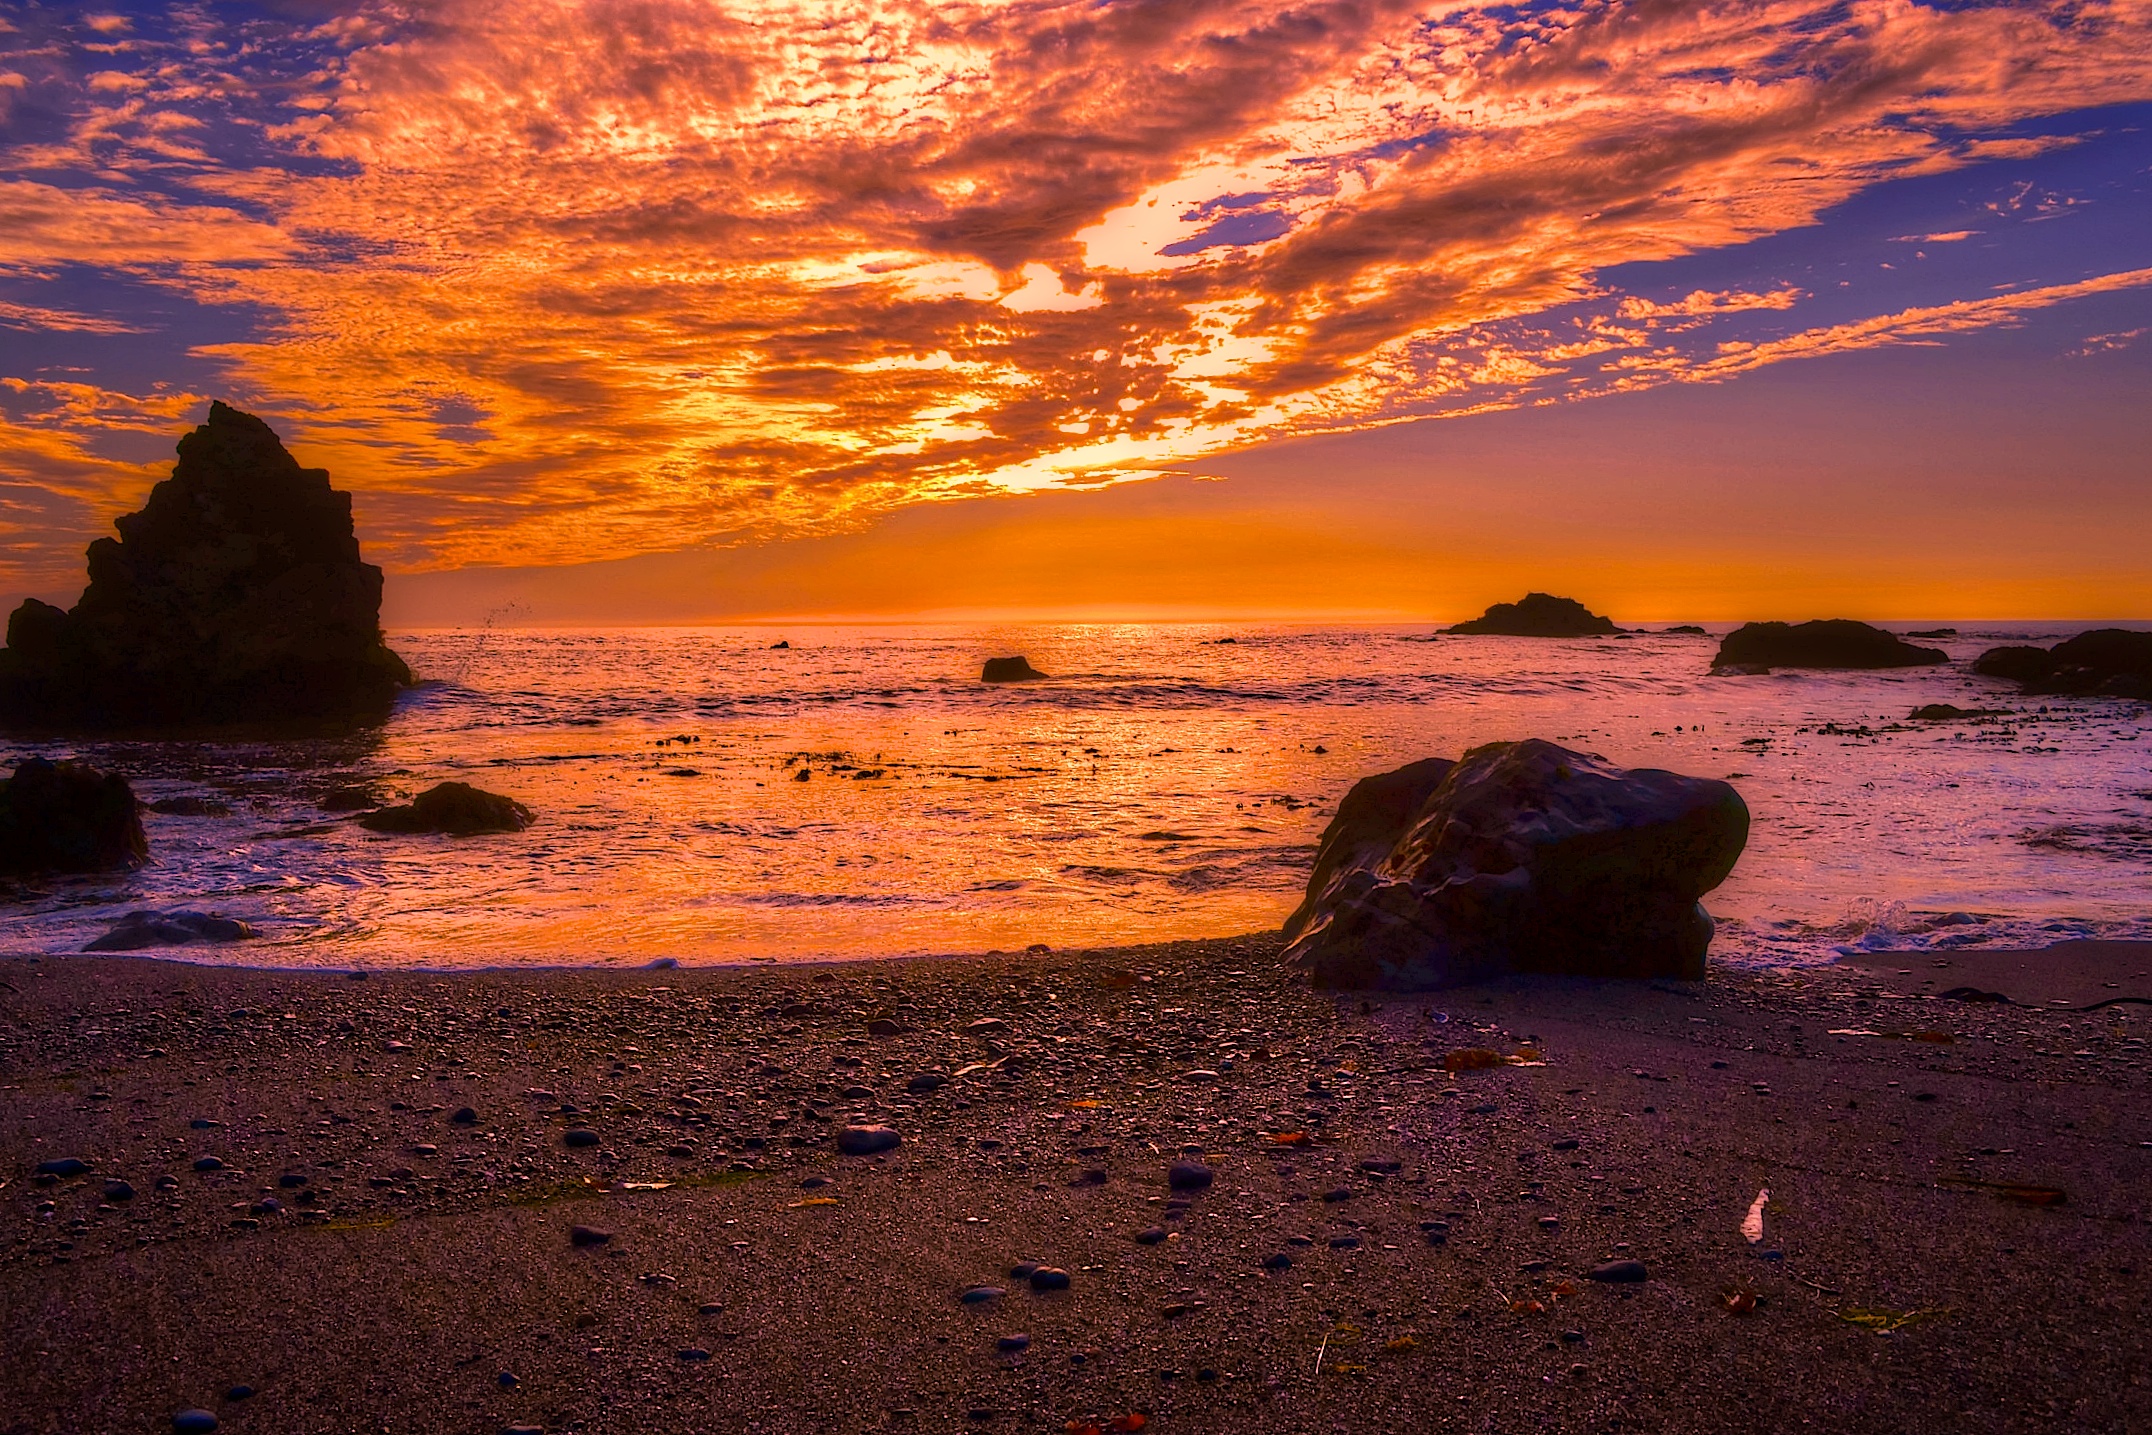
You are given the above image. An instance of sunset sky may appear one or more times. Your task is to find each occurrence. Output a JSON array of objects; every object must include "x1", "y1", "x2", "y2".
[{"x1": 2, "y1": 0, "x2": 2148, "y2": 622}]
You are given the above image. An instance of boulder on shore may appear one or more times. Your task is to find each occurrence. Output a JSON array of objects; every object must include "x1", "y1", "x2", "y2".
[
  {"x1": 85, "y1": 910, "x2": 258, "y2": 952},
  {"x1": 1711, "y1": 620, "x2": 1946, "y2": 672},
  {"x1": 1283, "y1": 740, "x2": 1748, "y2": 990},
  {"x1": 982, "y1": 656, "x2": 1047, "y2": 683},
  {"x1": 1445, "y1": 593, "x2": 1619, "y2": 637},
  {"x1": 0, "y1": 757, "x2": 147, "y2": 874},
  {"x1": 1972, "y1": 629, "x2": 2152, "y2": 699},
  {"x1": 358, "y1": 782, "x2": 532, "y2": 836},
  {"x1": 0, "y1": 402, "x2": 412, "y2": 730}
]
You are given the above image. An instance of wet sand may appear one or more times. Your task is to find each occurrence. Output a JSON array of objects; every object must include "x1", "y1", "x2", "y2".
[{"x1": 2, "y1": 939, "x2": 2147, "y2": 1434}]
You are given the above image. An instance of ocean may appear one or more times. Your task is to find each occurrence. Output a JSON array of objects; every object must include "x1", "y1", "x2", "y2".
[{"x1": 3, "y1": 623, "x2": 2147, "y2": 968}]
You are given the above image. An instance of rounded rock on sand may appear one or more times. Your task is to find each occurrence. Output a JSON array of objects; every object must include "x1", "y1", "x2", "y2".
[
  {"x1": 1585, "y1": 1259, "x2": 1647, "y2": 1283},
  {"x1": 1167, "y1": 1160, "x2": 1213, "y2": 1191},
  {"x1": 1027, "y1": 1267, "x2": 1071, "y2": 1291},
  {"x1": 569, "y1": 1224, "x2": 613, "y2": 1247},
  {"x1": 35, "y1": 1157, "x2": 88, "y2": 1178},
  {"x1": 172, "y1": 1412, "x2": 218, "y2": 1434},
  {"x1": 837, "y1": 1124, "x2": 901, "y2": 1156},
  {"x1": 563, "y1": 1128, "x2": 600, "y2": 1148}
]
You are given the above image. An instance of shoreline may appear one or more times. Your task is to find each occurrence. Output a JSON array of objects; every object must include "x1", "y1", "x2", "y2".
[{"x1": 4, "y1": 935, "x2": 2148, "y2": 1432}]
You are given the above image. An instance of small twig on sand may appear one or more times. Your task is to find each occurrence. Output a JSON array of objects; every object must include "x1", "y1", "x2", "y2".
[
  {"x1": 1314, "y1": 1330, "x2": 1330, "y2": 1376},
  {"x1": 1791, "y1": 1273, "x2": 1843, "y2": 1296}
]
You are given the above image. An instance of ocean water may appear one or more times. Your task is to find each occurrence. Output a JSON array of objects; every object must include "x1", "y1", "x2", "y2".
[{"x1": 2, "y1": 623, "x2": 2147, "y2": 968}]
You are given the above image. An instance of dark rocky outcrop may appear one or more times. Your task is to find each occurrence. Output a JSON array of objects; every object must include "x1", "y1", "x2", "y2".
[
  {"x1": 84, "y1": 910, "x2": 258, "y2": 952},
  {"x1": 1711, "y1": 620, "x2": 1946, "y2": 672},
  {"x1": 1662, "y1": 625, "x2": 1708, "y2": 636},
  {"x1": 0, "y1": 402, "x2": 411, "y2": 730},
  {"x1": 1283, "y1": 740, "x2": 1748, "y2": 990},
  {"x1": 1908, "y1": 703, "x2": 2006, "y2": 722},
  {"x1": 982, "y1": 656, "x2": 1047, "y2": 683},
  {"x1": 1972, "y1": 629, "x2": 2152, "y2": 699},
  {"x1": 0, "y1": 757, "x2": 147, "y2": 873},
  {"x1": 358, "y1": 782, "x2": 532, "y2": 835},
  {"x1": 1446, "y1": 593, "x2": 1619, "y2": 637}
]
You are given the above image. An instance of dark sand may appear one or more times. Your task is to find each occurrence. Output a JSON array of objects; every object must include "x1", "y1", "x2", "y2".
[{"x1": 3, "y1": 939, "x2": 2148, "y2": 1434}]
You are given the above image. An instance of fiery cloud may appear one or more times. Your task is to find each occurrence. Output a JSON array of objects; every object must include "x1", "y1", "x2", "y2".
[{"x1": 3, "y1": 1, "x2": 2151, "y2": 579}]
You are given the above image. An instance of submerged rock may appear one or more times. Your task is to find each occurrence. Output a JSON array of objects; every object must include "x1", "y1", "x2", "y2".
[
  {"x1": 1972, "y1": 629, "x2": 2152, "y2": 699},
  {"x1": 0, "y1": 402, "x2": 411, "y2": 730},
  {"x1": 1446, "y1": 593, "x2": 1620, "y2": 637},
  {"x1": 1908, "y1": 703, "x2": 2006, "y2": 722},
  {"x1": 1711, "y1": 620, "x2": 1946, "y2": 671},
  {"x1": 1284, "y1": 740, "x2": 1748, "y2": 990},
  {"x1": 981, "y1": 656, "x2": 1047, "y2": 683},
  {"x1": 0, "y1": 758, "x2": 147, "y2": 874},
  {"x1": 85, "y1": 910, "x2": 259, "y2": 952},
  {"x1": 358, "y1": 782, "x2": 532, "y2": 835}
]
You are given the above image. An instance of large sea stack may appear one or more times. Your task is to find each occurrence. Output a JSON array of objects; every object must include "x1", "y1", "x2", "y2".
[
  {"x1": 1446, "y1": 593, "x2": 1620, "y2": 637},
  {"x1": 1972, "y1": 629, "x2": 2152, "y2": 699},
  {"x1": 1711, "y1": 619, "x2": 1946, "y2": 672},
  {"x1": 1283, "y1": 740, "x2": 1748, "y2": 990},
  {"x1": 0, "y1": 402, "x2": 411, "y2": 729}
]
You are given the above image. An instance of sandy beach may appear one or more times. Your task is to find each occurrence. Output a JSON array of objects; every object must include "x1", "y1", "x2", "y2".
[{"x1": 4, "y1": 939, "x2": 2147, "y2": 1434}]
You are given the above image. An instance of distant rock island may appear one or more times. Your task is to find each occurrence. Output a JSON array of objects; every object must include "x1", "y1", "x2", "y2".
[
  {"x1": 1974, "y1": 629, "x2": 2152, "y2": 699},
  {"x1": 1446, "y1": 593, "x2": 1619, "y2": 637},
  {"x1": 1711, "y1": 619, "x2": 1947, "y2": 672},
  {"x1": 0, "y1": 402, "x2": 411, "y2": 729},
  {"x1": 982, "y1": 656, "x2": 1047, "y2": 682}
]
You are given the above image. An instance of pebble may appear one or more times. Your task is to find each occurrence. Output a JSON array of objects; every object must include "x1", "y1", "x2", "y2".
[
  {"x1": 678, "y1": 1348, "x2": 711, "y2": 1361},
  {"x1": 1328, "y1": 1236, "x2": 1360, "y2": 1250},
  {"x1": 836, "y1": 1125, "x2": 901, "y2": 1156},
  {"x1": 502, "y1": 1427, "x2": 544, "y2": 1435},
  {"x1": 1134, "y1": 1226, "x2": 1168, "y2": 1245},
  {"x1": 278, "y1": 1173, "x2": 309, "y2": 1188},
  {"x1": 1167, "y1": 1160, "x2": 1213, "y2": 1191},
  {"x1": 192, "y1": 1156, "x2": 224, "y2": 1172},
  {"x1": 1321, "y1": 1187, "x2": 1353, "y2": 1203},
  {"x1": 960, "y1": 1286, "x2": 1005, "y2": 1304},
  {"x1": 225, "y1": 1386, "x2": 254, "y2": 1401},
  {"x1": 997, "y1": 1334, "x2": 1031, "y2": 1353},
  {"x1": 1551, "y1": 1138, "x2": 1580, "y2": 1151},
  {"x1": 103, "y1": 1179, "x2": 135, "y2": 1201},
  {"x1": 569, "y1": 1225, "x2": 613, "y2": 1247},
  {"x1": 563, "y1": 1129, "x2": 601, "y2": 1148},
  {"x1": 1586, "y1": 1260, "x2": 1648, "y2": 1283},
  {"x1": 498, "y1": 1372, "x2": 518, "y2": 1388},
  {"x1": 866, "y1": 1019, "x2": 905, "y2": 1036},
  {"x1": 450, "y1": 1107, "x2": 479, "y2": 1124},
  {"x1": 35, "y1": 1158, "x2": 88, "y2": 1178},
  {"x1": 966, "y1": 1018, "x2": 1008, "y2": 1035},
  {"x1": 1470, "y1": 1103, "x2": 1498, "y2": 1115},
  {"x1": 171, "y1": 1412, "x2": 218, "y2": 1434},
  {"x1": 906, "y1": 1072, "x2": 948, "y2": 1093},
  {"x1": 1027, "y1": 1267, "x2": 1071, "y2": 1291},
  {"x1": 1263, "y1": 1252, "x2": 1292, "y2": 1270}
]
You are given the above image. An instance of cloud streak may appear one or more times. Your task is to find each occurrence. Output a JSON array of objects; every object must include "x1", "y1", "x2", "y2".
[{"x1": 2, "y1": 0, "x2": 2150, "y2": 579}]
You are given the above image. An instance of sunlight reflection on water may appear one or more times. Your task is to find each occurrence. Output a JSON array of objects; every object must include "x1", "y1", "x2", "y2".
[{"x1": 4, "y1": 623, "x2": 2147, "y2": 967}]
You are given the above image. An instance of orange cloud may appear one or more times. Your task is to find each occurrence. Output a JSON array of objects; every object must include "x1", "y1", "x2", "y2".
[{"x1": 2, "y1": 0, "x2": 2151, "y2": 582}]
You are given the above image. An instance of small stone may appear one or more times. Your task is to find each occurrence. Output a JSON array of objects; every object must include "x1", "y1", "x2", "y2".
[
  {"x1": 867, "y1": 1018, "x2": 905, "y2": 1036},
  {"x1": 966, "y1": 1018, "x2": 1008, "y2": 1035},
  {"x1": 563, "y1": 1129, "x2": 601, "y2": 1148},
  {"x1": 960, "y1": 1286, "x2": 1005, "y2": 1304},
  {"x1": 997, "y1": 1334, "x2": 1031, "y2": 1353},
  {"x1": 907, "y1": 1071, "x2": 949, "y2": 1093},
  {"x1": 1167, "y1": 1160, "x2": 1213, "y2": 1191},
  {"x1": 189, "y1": 1119, "x2": 221, "y2": 1130},
  {"x1": 501, "y1": 1427, "x2": 543, "y2": 1435},
  {"x1": 837, "y1": 1125, "x2": 901, "y2": 1156},
  {"x1": 1321, "y1": 1187, "x2": 1353, "y2": 1203},
  {"x1": 450, "y1": 1107, "x2": 478, "y2": 1124},
  {"x1": 1470, "y1": 1103, "x2": 1498, "y2": 1115},
  {"x1": 569, "y1": 1224, "x2": 613, "y2": 1247},
  {"x1": 1551, "y1": 1138, "x2": 1580, "y2": 1151},
  {"x1": 1028, "y1": 1267, "x2": 1071, "y2": 1291},
  {"x1": 800, "y1": 1175, "x2": 831, "y2": 1189},
  {"x1": 1328, "y1": 1236, "x2": 1360, "y2": 1250},
  {"x1": 172, "y1": 1412, "x2": 218, "y2": 1434},
  {"x1": 1134, "y1": 1226, "x2": 1168, "y2": 1245},
  {"x1": 103, "y1": 1179, "x2": 135, "y2": 1201},
  {"x1": 278, "y1": 1173, "x2": 309, "y2": 1188},
  {"x1": 1561, "y1": 1329, "x2": 1585, "y2": 1343},
  {"x1": 192, "y1": 1156, "x2": 224, "y2": 1172},
  {"x1": 35, "y1": 1158, "x2": 88, "y2": 1178},
  {"x1": 678, "y1": 1348, "x2": 711, "y2": 1361},
  {"x1": 1585, "y1": 1260, "x2": 1647, "y2": 1283},
  {"x1": 497, "y1": 1372, "x2": 519, "y2": 1388},
  {"x1": 699, "y1": 1303, "x2": 723, "y2": 1315},
  {"x1": 1009, "y1": 1262, "x2": 1038, "y2": 1279},
  {"x1": 1538, "y1": 1217, "x2": 1560, "y2": 1230},
  {"x1": 1263, "y1": 1252, "x2": 1292, "y2": 1270}
]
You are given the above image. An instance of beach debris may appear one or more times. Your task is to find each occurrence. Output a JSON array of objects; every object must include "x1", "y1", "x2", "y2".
[
  {"x1": 1268, "y1": 1131, "x2": 1312, "y2": 1146},
  {"x1": 1836, "y1": 1306, "x2": 1947, "y2": 1335},
  {"x1": 836, "y1": 1125, "x2": 901, "y2": 1155},
  {"x1": 1936, "y1": 1177, "x2": 2066, "y2": 1207},
  {"x1": 1742, "y1": 1188, "x2": 1769, "y2": 1244},
  {"x1": 1443, "y1": 1048, "x2": 1503, "y2": 1071},
  {"x1": 1723, "y1": 1288, "x2": 1759, "y2": 1315},
  {"x1": 360, "y1": 781, "x2": 532, "y2": 835}
]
